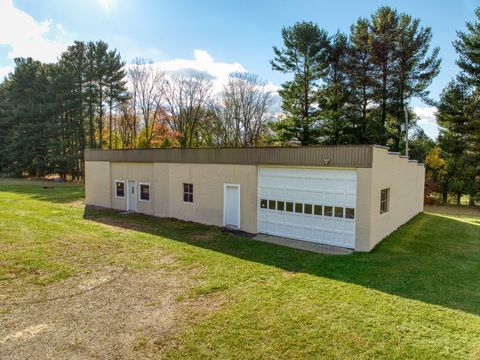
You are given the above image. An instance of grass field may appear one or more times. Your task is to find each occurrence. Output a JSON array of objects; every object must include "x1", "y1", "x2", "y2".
[{"x1": 1, "y1": 179, "x2": 480, "y2": 359}]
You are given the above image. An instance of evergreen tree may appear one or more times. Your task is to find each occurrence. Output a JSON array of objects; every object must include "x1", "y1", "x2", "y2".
[
  {"x1": 85, "y1": 42, "x2": 98, "y2": 149},
  {"x1": 391, "y1": 11, "x2": 440, "y2": 151},
  {"x1": 0, "y1": 77, "x2": 13, "y2": 171},
  {"x1": 317, "y1": 32, "x2": 351, "y2": 144},
  {"x1": 345, "y1": 18, "x2": 375, "y2": 143},
  {"x1": 369, "y1": 6, "x2": 399, "y2": 145},
  {"x1": 270, "y1": 21, "x2": 330, "y2": 144},
  {"x1": 454, "y1": 7, "x2": 480, "y2": 87},
  {"x1": 4, "y1": 58, "x2": 54, "y2": 176},
  {"x1": 105, "y1": 49, "x2": 128, "y2": 149},
  {"x1": 95, "y1": 41, "x2": 109, "y2": 148},
  {"x1": 437, "y1": 80, "x2": 480, "y2": 204}
]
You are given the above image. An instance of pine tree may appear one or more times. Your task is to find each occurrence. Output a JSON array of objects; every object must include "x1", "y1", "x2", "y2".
[
  {"x1": 317, "y1": 31, "x2": 351, "y2": 144},
  {"x1": 105, "y1": 49, "x2": 127, "y2": 149},
  {"x1": 5, "y1": 58, "x2": 54, "y2": 176},
  {"x1": 345, "y1": 18, "x2": 375, "y2": 143},
  {"x1": 369, "y1": 6, "x2": 399, "y2": 145},
  {"x1": 270, "y1": 21, "x2": 330, "y2": 145},
  {"x1": 95, "y1": 41, "x2": 109, "y2": 148},
  {"x1": 391, "y1": 11, "x2": 440, "y2": 151},
  {"x1": 437, "y1": 80, "x2": 480, "y2": 205},
  {"x1": 454, "y1": 7, "x2": 480, "y2": 87}
]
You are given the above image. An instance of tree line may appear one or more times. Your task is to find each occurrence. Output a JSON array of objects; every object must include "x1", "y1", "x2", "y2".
[
  {"x1": 270, "y1": 6, "x2": 440, "y2": 149},
  {"x1": 0, "y1": 5, "x2": 478, "y2": 204},
  {"x1": 0, "y1": 44, "x2": 273, "y2": 179},
  {"x1": 424, "y1": 9, "x2": 480, "y2": 205}
]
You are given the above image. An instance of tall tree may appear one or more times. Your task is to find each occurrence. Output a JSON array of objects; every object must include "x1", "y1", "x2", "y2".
[
  {"x1": 391, "y1": 11, "x2": 440, "y2": 151},
  {"x1": 105, "y1": 49, "x2": 127, "y2": 149},
  {"x1": 454, "y1": 7, "x2": 480, "y2": 88},
  {"x1": 128, "y1": 58, "x2": 164, "y2": 147},
  {"x1": 369, "y1": 6, "x2": 399, "y2": 145},
  {"x1": 317, "y1": 31, "x2": 351, "y2": 144},
  {"x1": 4, "y1": 58, "x2": 53, "y2": 176},
  {"x1": 85, "y1": 42, "x2": 98, "y2": 149},
  {"x1": 346, "y1": 18, "x2": 375, "y2": 143},
  {"x1": 94, "y1": 41, "x2": 109, "y2": 148},
  {"x1": 436, "y1": 79, "x2": 480, "y2": 204},
  {"x1": 270, "y1": 21, "x2": 330, "y2": 145},
  {"x1": 213, "y1": 73, "x2": 273, "y2": 146},
  {"x1": 163, "y1": 73, "x2": 213, "y2": 147},
  {"x1": 0, "y1": 77, "x2": 13, "y2": 171}
]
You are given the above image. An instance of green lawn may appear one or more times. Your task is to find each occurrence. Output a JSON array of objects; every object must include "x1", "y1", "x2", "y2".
[{"x1": 1, "y1": 179, "x2": 480, "y2": 359}]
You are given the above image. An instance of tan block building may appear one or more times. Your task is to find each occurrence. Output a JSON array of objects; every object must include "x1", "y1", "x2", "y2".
[{"x1": 85, "y1": 145, "x2": 425, "y2": 252}]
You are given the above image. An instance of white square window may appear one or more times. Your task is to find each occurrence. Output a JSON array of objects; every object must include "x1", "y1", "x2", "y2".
[
  {"x1": 115, "y1": 180, "x2": 125, "y2": 198},
  {"x1": 139, "y1": 183, "x2": 150, "y2": 202},
  {"x1": 380, "y1": 188, "x2": 390, "y2": 214},
  {"x1": 183, "y1": 183, "x2": 193, "y2": 203}
]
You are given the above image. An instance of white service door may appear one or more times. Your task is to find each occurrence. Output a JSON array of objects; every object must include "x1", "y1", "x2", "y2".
[
  {"x1": 258, "y1": 167, "x2": 356, "y2": 249},
  {"x1": 224, "y1": 184, "x2": 240, "y2": 228},
  {"x1": 127, "y1": 180, "x2": 137, "y2": 212}
]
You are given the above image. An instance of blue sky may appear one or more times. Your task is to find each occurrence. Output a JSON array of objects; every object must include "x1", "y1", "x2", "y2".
[{"x1": 1, "y1": 0, "x2": 479, "y2": 138}]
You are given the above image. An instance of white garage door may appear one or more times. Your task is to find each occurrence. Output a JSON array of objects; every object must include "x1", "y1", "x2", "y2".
[{"x1": 258, "y1": 167, "x2": 357, "y2": 249}]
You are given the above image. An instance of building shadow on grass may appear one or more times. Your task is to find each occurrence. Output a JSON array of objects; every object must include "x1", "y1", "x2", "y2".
[{"x1": 83, "y1": 205, "x2": 480, "y2": 316}]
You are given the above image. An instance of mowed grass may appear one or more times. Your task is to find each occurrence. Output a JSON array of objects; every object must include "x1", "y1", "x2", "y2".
[{"x1": 1, "y1": 179, "x2": 480, "y2": 359}]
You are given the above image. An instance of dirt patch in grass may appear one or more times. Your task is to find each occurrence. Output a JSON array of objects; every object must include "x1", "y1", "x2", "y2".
[
  {"x1": 0, "y1": 266, "x2": 225, "y2": 359},
  {"x1": 189, "y1": 231, "x2": 219, "y2": 242}
]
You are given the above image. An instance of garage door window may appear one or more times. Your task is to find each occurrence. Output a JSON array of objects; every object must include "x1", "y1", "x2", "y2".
[
  {"x1": 345, "y1": 208, "x2": 355, "y2": 219},
  {"x1": 304, "y1": 204, "x2": 313, "y2": 214},
  {"x1": 314, "y1": 205, "x2": 322, "y2": 216},
  {"x1": 335, "y1": 207, "x2": 344, "y2": 218},
  {"x1": 268, "y1": 200, "x2": 276, "y2": 210},
  {"x1": 286, "y1": 202, "x2": 294, "y2": 212},
  {"x1": 260, "y1": 199, "x2": 267, "y2": 209},
  {"x1": 295, "y1": 203, "x2": 303, "y2": 213},
  {"x1": 380, "y1": 188, "x2": 390, "y2": 214},
  {"x1": 324, "y1": 206, "x2": 333, "y2": 216},
  {"x1": 277, "y1": 201, "x2": 285, "y2": 211}
]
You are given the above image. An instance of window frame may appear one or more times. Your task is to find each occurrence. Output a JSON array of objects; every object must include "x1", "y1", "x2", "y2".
[
  {"x1": 324, "y1": 205, "x2": 333, "y2": 217},
  {"x1": 334, "y1": 207, "x2": 344, "y2": 218},
  {"x1": 138, "y1": 182, "x2": 151, "y2": 203},
  {"x1": 183, "y1": 183, "x2": 194, "y2": 203},
  {"x1": 380, "y1": 188, "x2": 390, "y2": 215},
  {"x1": 260, "y1": 199, "x2": 268, "y2": 209},
  {"x1": 304, "y1": 203, "x2": 313, "y2": 215},
  {"x1": 268, "y1": 199, "x2": 276, "y2": 210},
  {"x1": 114, "y1": 180, "x2": 125, "y2": 199},
  {"x1": 345, "y1": 208, "x2": 355, "y2": 219},
  {"x1": 314, "y1": 204, "x2": 323, "y2": 216}
]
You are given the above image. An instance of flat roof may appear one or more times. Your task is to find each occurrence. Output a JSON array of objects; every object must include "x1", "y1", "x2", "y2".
[{"x1": 85, "y1": 145, "x2": 374, "y2": 168}]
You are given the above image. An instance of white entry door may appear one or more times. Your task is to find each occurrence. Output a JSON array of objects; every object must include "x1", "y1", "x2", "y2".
[
  {"x1": 127, "y1": 180, "x2": 137, "y2": 212},
  {"x1": 258, "y1": 167, "x2": 357, "y2": 249},
  {"x1": 224, "y1": 184, "x2": 240, "y2": 228}
]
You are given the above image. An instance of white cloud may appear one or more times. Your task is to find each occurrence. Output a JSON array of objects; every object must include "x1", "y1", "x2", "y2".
[
  {"x1": 0, "y1": 66, "x2": 13, "y2": 80},
  {"x1": 0, "y1": 0, "x2": 70, "y2": 63},
  {"x1": 147, "y1": 49, "x2": 246, "y2": 92},
  {"x1": 127, "y1": 49, "x2": 281, "y2": 95},
  {"x1": 413, "y1": 106, "x2": 439, "y2": 138}
]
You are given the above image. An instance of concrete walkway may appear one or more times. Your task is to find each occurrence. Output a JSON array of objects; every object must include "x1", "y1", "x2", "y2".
[{"x1": 253, "y1": 234, "x2": 353, "y2": 255}]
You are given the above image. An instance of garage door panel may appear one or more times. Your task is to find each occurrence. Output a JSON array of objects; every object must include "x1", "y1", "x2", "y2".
[{"x1": 258, "y1": 167, "x2": 356, "y2": 249}]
